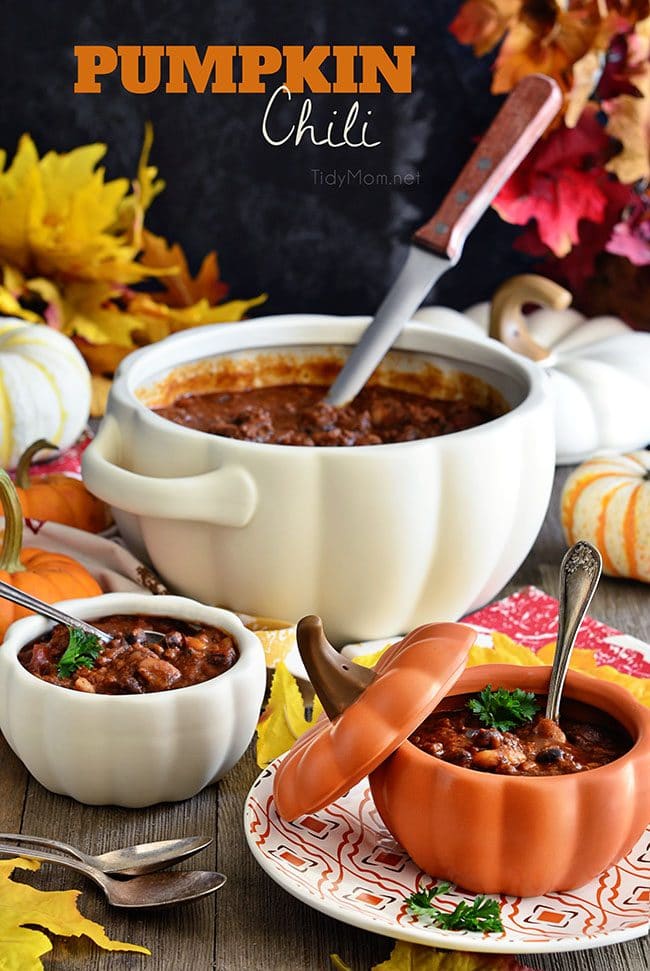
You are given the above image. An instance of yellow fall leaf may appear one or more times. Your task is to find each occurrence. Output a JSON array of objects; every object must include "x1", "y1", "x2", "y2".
[
  {"x1": 0, "y1": 128, "x2": 265, "y2": 361},
  {"x1": 565, "y1": 48, "x2": 604, "y2": 128},
  {"x1": 0, "y1": 856, "x2": 149, "y2": 970},
  {"x1": 0, "y1": 134, "x2": 151, "y2": 284},
  {"x1": 117, "y1": 121, "x2": 165, "y2": 249},
  {"x1": 370, "y1": 942, "x2": 533, "y2": 971},
  {"x1": 331, "y1": 943, "x2": 534, "y2": 970},
  {"x1": 243, "y1": 618, "x2": 296, "y2": 668},
  {"x1": 606, "y1": 69, "x2": 650, "y2": 182},
  {"x1": 467, "y1": 631, "x2": 545, "y2": 669},
  {"x1": 256, "y1": 662, "x2": 323, "y2": 768},
  {"x1": 537, "y1": 642, "x2": 650, "y2": 706}
]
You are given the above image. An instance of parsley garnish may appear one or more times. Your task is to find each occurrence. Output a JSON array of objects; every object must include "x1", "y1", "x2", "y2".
[
  {"x1": 467, "y1": 684, "x2": 539, "y2": 732},
  {"x1": 406, "y1": 883, "x2": 503, "y2": 933},
  {"x1": 57, "y1": 628, "x2": 103, "y2": 678}
]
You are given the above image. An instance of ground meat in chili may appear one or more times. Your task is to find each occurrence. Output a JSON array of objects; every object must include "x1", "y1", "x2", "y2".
[
  {"x1": 153, "y1": 384, "x2": 496, "y2": 446},
  {"x1": 18, "y1": 615, "x2": 238, "y2": 694},
  {"x1": 409, "y1": 696, "x2": 630, "y2": 776}
]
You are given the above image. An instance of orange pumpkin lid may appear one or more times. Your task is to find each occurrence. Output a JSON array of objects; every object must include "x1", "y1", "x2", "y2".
[{"x1": 273, "y1": 616, "x2": 476, "y2": 821}]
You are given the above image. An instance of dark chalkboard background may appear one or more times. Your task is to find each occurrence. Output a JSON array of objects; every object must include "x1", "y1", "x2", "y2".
[{"x1": 0, "y1": 0, "x2": 530, "y2": 317}]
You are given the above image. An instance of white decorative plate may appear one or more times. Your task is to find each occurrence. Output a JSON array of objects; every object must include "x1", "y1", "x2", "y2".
[{"x1": 245, "y1": 762, "x2": 650, "y2": 954}]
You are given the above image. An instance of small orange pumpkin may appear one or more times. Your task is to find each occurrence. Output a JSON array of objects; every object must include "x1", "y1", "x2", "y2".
[
  {"x1": 561, "y1": 451, "x2": 650, "y2": 583},
  {"x1": 0, "y1": 470, "x2": 102, "y2": 637},
  {"x1": 13, "y1": 440, "x2": 111, "y2": 533}
]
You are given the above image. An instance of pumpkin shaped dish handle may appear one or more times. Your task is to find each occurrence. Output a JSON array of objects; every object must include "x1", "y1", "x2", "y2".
[
  {"x1": 489, "y1": 274, "x2": 572, "y2": 362},
  {"x1": 297, "y1": 615, "x2": 376, "y2": 719}
]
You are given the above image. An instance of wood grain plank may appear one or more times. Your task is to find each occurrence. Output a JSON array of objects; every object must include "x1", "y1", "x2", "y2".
[{"x1": 0, "y1": 738, "x2": 29, "y2": 833}]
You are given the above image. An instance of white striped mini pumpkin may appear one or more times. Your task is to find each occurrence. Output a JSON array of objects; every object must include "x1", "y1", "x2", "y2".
[
  {"x1": 0, "y1": 318, "x2": 90, "y2": 469},
  {"x1": 561, "y1": 451, "x2": 650, "y2": 583}
]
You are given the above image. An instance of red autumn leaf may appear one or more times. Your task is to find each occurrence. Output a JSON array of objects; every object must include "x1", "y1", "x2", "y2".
[
  {"x1": 514, "y1": 177, "x2": 635, "y2": 291},
  {"x1": 493, "y1": 110, "x2": 616, "y2": 256}
]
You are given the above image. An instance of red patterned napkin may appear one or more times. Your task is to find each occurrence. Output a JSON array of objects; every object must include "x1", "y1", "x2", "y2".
[{"x1": 463, "y1": 585, "x2": 650, "y2": 678}]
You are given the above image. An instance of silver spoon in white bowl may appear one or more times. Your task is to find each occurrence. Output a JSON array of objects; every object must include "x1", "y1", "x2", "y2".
[
  {"x1": 0, "y1": 833, "x2": 212, "y2": 877},
  {"x1": 0, "y1": 842, "x2": 226, "y2": 908},
  {"x1": 0, "y1": 580, "x2": 165, "y2": 647},
  {"x1": 545, "y1": 541, "x2": 603, "y2": 722}
]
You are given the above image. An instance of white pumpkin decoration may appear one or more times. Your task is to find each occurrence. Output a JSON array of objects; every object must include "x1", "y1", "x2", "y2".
[
  {"x1": 416, "y1": 275, "x2": 650, "y2": 465},
  {"x1": 0, "y1": 318, "x2": 91, "y2": 469},
  {"x1": 561, "y1": 450, "x2": 650, "y2": 583}
]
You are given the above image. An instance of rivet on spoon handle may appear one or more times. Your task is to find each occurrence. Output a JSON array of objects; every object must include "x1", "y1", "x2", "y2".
[{"x1": 545, "y1": 542, "x2": 602, "y2": 722}]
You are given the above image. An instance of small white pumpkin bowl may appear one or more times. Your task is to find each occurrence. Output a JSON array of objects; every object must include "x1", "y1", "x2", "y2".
[{"x1": 0, "y1": 593, "x2": 266, "y2": 807}]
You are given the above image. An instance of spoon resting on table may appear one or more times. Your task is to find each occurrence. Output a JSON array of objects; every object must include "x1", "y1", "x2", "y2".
[
  {"x1": 0, "y1": 842, "x2": 226, "y2": 908},
  {"x1": 325, "y1": 74, "x2": 562, "y2": 407},
  {"x1": 0, "y1": 833, "x2": 212, "y2": 877}
]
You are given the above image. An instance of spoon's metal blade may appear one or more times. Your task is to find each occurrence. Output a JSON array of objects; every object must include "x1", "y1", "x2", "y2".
[
  {"x1": 109, "y1": 869, "x2": 227, "y2": 908},
  {"x1": 97, "y1": 835, "x2": 212, "y2": 876},
  {"x1": 324, "y1": 246, "x2": 453, "y2": 407}
]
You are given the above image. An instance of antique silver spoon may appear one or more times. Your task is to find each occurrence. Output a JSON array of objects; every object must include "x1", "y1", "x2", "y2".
[
  {"x1": 0, "y1": 833, "x2": 211, "y2": 877},
  {"x1": 0, "y1": 843, "x2": 226, "y2": 908},
  {"x1": 0, "y1": 580, "x2": 165, "y2": 647},
  {"x1": 545, "y1": 541, "x2": 603, "y2": 722}
]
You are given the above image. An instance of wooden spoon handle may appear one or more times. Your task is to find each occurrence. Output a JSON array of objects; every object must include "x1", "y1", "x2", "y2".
[{"x1": 413, "y1": 74, "x2": 562, "y2": 263}]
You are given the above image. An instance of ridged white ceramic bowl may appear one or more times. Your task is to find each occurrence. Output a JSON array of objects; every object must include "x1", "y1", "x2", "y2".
[
  {"x1": 83, "y1": 314, "x2": 555, "y2": 644},
  {"x1": 0, "y1": 593, "x2": 266, "y2": 807}
]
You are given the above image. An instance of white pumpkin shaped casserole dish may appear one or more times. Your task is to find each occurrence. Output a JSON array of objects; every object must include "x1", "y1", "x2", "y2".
[
  {"x1": 82, "y1": 314, "x2": 555, "y2": 645},
  {"x1": 0, "y1": 592, "x2": 266, "y2": 807}
]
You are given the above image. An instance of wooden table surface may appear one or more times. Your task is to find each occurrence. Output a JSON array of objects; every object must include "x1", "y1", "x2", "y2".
[{"x1": 1, "y1": 468, "x2": 648, "y2": 971}]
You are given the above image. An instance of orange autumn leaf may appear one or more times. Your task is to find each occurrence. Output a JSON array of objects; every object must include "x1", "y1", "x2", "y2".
[
  {"x1": 0, "y1": 856, "x2": 149, "y2": 970},
  {"x1": 493, "y1": 6, "x2": 601, "y2": 95},
  {"x1": 450, "y1": 0, "x2": 522, "y2": 57},
  {"x1": 140, "y1": 229, "x2": 229, "y2": 308}
]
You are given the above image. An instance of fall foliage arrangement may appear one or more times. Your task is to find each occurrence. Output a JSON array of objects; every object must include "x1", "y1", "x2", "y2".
[
  {"x1": 0, "y1": 124, "x2": 264, "y2": 374},
  {"x1": 451, "y1": 1, "x2": 650, "y2": 318}
]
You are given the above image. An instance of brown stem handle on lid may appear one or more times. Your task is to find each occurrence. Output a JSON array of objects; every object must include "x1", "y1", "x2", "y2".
[
  {"x1": 296, "y1": 616, "x2": 376, "y2": 721},
  {"x1": 412, "y1": 74, "x2": 562, "y2": 263}
]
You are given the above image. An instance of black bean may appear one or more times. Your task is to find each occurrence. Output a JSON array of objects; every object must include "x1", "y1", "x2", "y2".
[{"x1": 536, "y1": 746, "x2": 564, "y2": 764}]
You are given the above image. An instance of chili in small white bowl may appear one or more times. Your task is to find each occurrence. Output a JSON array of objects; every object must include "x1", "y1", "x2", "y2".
[{"x1": 0, "y1": 592, "x2": 266, "y2": 807}]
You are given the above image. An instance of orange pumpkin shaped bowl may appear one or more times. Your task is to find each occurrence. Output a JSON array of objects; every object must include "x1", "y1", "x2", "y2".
[{"x1": 274, "y1": 617, "x2": 650, "y2": 899}]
